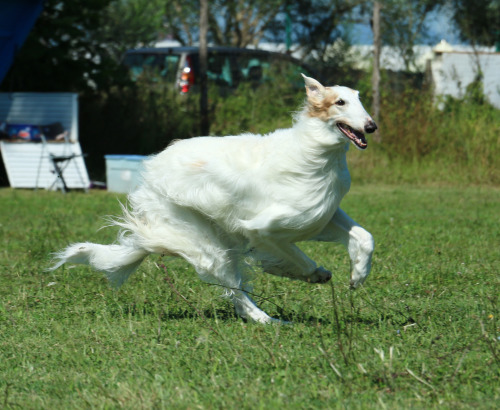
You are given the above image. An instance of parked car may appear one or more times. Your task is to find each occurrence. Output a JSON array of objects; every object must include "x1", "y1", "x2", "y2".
[{"x1": 122, "y1": 46, "x2": 313, "y2": 93}]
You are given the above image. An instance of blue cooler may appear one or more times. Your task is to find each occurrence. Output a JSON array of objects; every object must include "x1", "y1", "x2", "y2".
[{"x1": 105, "y1": 155, "x2": 146, "y2": 193}]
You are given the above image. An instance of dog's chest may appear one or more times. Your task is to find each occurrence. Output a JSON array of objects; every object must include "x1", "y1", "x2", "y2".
[
  {"x1": 313, "y1": 167, "x2": 350, "y2": 216},
  {"x1": 284, "y1": 163, "x2": 351, "y2": 239}
]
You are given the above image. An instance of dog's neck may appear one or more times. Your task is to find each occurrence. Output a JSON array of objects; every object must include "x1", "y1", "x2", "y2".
[
  {"x1": 293, "y1": 112, "x2": 350, "y2": 161},
  {"x1": 280, "y1": 113, "x2": 351, "y2": 192}
]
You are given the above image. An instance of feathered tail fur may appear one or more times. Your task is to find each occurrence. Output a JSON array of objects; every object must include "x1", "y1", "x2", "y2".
[{"x1": 49, "y1": 235, "x2": 148, "y2": 288}]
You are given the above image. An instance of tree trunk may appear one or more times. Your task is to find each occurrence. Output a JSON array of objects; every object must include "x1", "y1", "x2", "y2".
[
  {"x1": 372, "y1": 1, "x2": 381, "y2": 142},
  {"x1": 199, "y1": 0, "x2": 209, "y2": 136}
]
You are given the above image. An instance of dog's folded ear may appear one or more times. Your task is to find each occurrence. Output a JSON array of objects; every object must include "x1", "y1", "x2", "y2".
[{"x1": 301, "y1": 73, "x2": 325, "y2": 100}]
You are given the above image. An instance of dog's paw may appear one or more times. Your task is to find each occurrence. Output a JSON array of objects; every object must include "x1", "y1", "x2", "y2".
[{"x1": 308, "y1": 266, "x2": 332, "y2": 283}]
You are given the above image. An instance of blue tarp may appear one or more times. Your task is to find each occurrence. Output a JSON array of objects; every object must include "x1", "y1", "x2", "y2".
[{"x1": 0, "y1": 0, "x2": 44, "y2": 85}]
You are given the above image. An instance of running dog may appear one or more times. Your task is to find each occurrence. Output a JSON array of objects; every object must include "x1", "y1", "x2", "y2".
[{"x1": 51, "y1": 74, "x2": 377, "y2": 324}]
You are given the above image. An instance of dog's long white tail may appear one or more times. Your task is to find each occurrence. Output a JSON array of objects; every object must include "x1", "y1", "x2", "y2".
[{"x1": 50, "y1": 239, "x2": 148, "y2": 288}]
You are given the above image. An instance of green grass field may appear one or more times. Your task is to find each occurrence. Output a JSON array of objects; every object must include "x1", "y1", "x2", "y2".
[{"x1": 0, "y1": 186, "x2": 498, "y2": 408}]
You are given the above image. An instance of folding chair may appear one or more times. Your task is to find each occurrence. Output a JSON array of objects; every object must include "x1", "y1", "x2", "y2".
[
  {"x1": 38, "y1": 122, "x2": 88, "y2": 193},
  {"x1": 47, "y1": 152, "x2": 87, "y2": 193}
]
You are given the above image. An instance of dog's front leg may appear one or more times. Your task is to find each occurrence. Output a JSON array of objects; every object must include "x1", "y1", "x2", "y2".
[{"x1": 313, "y1": 208, "x2": 374, "y2": 287}]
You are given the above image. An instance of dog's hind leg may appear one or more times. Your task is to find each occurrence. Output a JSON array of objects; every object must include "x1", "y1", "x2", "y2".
[
  {"x1": 312, "y1": 208, "x2": 374, "y2": 287},
  {"x1": 192, "y1": 245, "x2": 280, "y2": 324},
  {"x1": 232, "y1": 289, "x2": 285, "y2": 324},
  {"x1": 160, "y1": 215, "x2": 278, "y2": 324},
  {"x1": 194, "y1": 252, "x2": 279, "y2": 324}
]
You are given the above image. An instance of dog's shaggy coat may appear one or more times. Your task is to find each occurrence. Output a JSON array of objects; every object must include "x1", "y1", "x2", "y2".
[{"x1": 51, "y1": 75, "x2": 377, "y2": 323}]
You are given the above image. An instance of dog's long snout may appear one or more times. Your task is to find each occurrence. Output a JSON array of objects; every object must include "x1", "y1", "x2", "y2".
[{"x1": 364, "y1": 119, "x2": 378, "y2": 134}]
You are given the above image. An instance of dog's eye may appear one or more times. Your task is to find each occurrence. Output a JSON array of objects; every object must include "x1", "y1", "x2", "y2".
[{"x1": 335, "y1": 99, "x2": 345, "y2": 106}]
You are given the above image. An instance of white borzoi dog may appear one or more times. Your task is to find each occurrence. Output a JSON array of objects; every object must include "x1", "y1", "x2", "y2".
[{"x1": 51, "y1": 74, "x2": 377, "y2": 324}]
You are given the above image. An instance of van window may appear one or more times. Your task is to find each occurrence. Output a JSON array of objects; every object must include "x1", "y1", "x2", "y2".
[
  {"x1": 187, "y1": 52, "x2": 234, "y2": 87},
  {"x1": 207, "y1": 53, "x2": 233, "y2": 87},
  {"x1": 235, "y1": 54, "x2": 309, "y2": 87},
  {"x1": 236, "y1": 56, "x2": 271, "y2": 85},
  {"x1": 160, "y1": 55, "x2": 180, "y2": 81},
  {"x1": 123, "y1": 53, "x2": 180, "y2": 82}
]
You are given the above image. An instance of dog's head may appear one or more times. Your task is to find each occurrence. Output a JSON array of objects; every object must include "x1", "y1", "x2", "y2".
[{"x1": 302, "y1": 74, "x2": 377, "y2": 150}]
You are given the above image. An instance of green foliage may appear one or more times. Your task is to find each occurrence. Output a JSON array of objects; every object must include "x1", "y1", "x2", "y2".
[
  {"x1": 0, "y1": 0, "x2": 164, "y2": 92},
  {"x1": 1, "y1": 0, "x2": 116, "y2": 92},
  {"x1": 207, "y1": 0, "x2": 284, "y2": 47},
  {"x1": 210, "y1": 83, "x2": 303, "y2": 136},
  {"x1": 307, "y1": 40, "x2": 366, "y2": 88},
  {"x1": 351, "y1": 86, "x2": 500, "y2": 185},
  {"x1": 163, "y1": 0, "x2": 359, "y2": 50},
  {"x1": 0, "y1": 186, "x2": 498, "y2": 407},
  {"x1": 97, "y1": 0, "x2": 166, "y2": 61},
  {"x1": 162, "y1": 0, "x2": 198, "y2": 45},
  {"x1": 449, "y1": 0, "x2": 500, "y2": 46},
  {"x1": 378, "y1": 0, "x2": 443, "y2": 70},
  {"x1": 268, "y1": 0, "x2": 359, "y2": 55}
]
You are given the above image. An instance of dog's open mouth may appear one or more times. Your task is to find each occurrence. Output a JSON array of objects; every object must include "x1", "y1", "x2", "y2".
[{"x1": 337, "y1": 123, "x2": 367, "y2": 149}]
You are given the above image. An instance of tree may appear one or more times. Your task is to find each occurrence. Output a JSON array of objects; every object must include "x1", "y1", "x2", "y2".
[
  {"x1": 162, "y1": 0, "x2": 367, "y2": 53},
  {"x1": 268, "y1": 0, "x2": 364, "y2": 57},
  {"x1": 365, "y1": 0, "x2": 443, "y2": 142},
  {"x1": 199, "y1": 0, "x2": 209, "y2": 135},
  {"x1": 163, "y1": 0, "x2": 283, "y2": 47},
  {"x1": 376, "y1": 0, "x2": 443, "y2": 71},
  {"x1": 163, "y1": 0, "x2": 199, "y2": 45},
  {"x1": 1, "y1": 0, "x2": 164, "y2": 92},
  {"x1": 371, "y1": 1, "x2": 381, "y2": 142},
  {"x1": 97, "y1": 0, "x2": 165, "y2": 61},
  {"x1": 448, "y1": 0, "x2": 500, "y2": 46},
  {"x1": 209, "y1": 0, "x2": 284, "y2": 47}
]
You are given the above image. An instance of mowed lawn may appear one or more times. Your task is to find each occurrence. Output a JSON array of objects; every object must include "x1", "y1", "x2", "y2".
[{"x1": 0, "y1": 185, "x2": 498, "y2": 408}]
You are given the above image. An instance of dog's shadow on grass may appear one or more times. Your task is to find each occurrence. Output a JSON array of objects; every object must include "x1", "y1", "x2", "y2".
[
  {"x1": 115, "y1": 301, "x2": 322, "y2": 323},
  {"x1": 116, "y1": 302, "x2": 242, "y2": 322},
  {"x1": 113, "y1": 300, "x2": 411, "y2": 327}
]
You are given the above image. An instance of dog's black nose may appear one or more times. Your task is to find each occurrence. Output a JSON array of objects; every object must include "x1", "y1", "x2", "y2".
[{"x1": 364, "y1": 120, "x2": 378, "y2": 134}]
